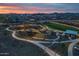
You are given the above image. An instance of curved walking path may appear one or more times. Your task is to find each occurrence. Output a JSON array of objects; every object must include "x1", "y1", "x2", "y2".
[
  {"x1": 6, "y1": 27, "x2": 79, "y2": 56},
  {"x1": 36, "y1": 39, "x2": 79, "y2": 44},
  {"x1": 50, "y1": 22, "x2": 79, "y2": 56},
  {"x1": 68, "y1": 40, "x2": 79, "y2": 56},
  {"x1": 6, "y1": 27, "x2": 60, "y2": 56}
]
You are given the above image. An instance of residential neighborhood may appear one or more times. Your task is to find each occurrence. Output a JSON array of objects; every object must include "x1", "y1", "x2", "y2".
[{"x1": 0, "y1": 3, "x2": 79, "y2": 56}]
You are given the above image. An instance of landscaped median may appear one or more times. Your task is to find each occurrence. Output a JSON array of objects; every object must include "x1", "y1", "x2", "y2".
[{"x1": 45, "y1": 22, "x2": 79, "y2": 33}]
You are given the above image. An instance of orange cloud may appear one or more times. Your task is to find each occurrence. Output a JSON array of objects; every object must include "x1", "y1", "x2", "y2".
[
  {"x1": 0, "y1": 10, "x2": 35, "y2": 14},
  {"x1": 0, "y1": 6, "x2": 34, "y2": 14},
  {"x1": 0, "y1": 6, "x2": 20, "y2": 9},
  {"x1": 0, "y1": 5, "x2": 64, "y2": 14}
]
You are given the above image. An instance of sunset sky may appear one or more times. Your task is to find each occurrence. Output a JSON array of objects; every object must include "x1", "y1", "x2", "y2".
[{"x1": 0, "y1": 3, "x2": 79, "y2": 14}]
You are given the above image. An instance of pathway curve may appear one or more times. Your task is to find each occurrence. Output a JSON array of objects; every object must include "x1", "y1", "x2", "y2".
[
  {"x1": 68, "y1": 41, "x2": 79, "y2": 56},
  {"x1": 6, "y1": 27, "x2": 60, "y2": 56},
  {"x1": 6, "y1": 27, "x2": 79, "y2": 56},
  {"x1": 50, "y1": 21, "x2": 79, "y2": 56}
]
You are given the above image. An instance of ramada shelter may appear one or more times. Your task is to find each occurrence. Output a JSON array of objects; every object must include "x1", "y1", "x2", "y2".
[{"x1": 63, "y1": 30, "x2": 78, "y2": 39}]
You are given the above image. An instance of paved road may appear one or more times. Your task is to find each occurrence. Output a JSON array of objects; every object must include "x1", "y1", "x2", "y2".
[
  {"x1": 6, "y1": 26, "x2": 79, "y2": 56},
  {"x1": 0, "y1": 27, "x2": 49, "y2": 56},
  {"x1": 50, "y1": 22, "x2": 79, "y2": 56},
  {"x1": 35, "y1": 39, "x2": 79, "y2": 44},
  {"x1": 6, "y1": 27, "x2": 60, "y2": 56},
  {"x1": 12, "y1": 31, "x2": 60, "y2": 56},
  {"x1": 68, "y1": 41, "x2": 79, "y2": 56}
]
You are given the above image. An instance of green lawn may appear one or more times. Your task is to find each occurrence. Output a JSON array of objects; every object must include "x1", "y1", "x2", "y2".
[{"x1": 45, "y1": 22, "x2": 79, "y2": 32}]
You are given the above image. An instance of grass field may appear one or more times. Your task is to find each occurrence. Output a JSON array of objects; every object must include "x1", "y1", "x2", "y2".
[{"x1": 45, "y1": 22, "x2": 79, "y2": 33}]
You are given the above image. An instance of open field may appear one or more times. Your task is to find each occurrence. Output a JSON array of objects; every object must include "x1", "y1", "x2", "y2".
[
  {"x1": 45, "y1": 22, "x2": 79, "y2": 33},
  {"x1": 54, "y1": 20, "x2": 79, "y2": 28}
]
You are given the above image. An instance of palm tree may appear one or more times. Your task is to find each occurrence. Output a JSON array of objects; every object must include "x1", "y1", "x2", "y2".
[{"x1": 22, "y1": 21, "x2": 26, "y2": 31}]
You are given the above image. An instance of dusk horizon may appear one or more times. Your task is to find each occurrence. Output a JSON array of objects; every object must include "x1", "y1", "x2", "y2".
[
  {"x1": 0, "y1": 3, "x2": 79, "y2": 14},
  {"x1": 0, "y1": 3, "x2": 79, "y2": 56}
]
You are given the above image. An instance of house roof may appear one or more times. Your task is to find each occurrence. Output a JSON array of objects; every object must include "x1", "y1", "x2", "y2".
[{"x1": 64, "y1": 30, "x2": 78, "y2": 35}]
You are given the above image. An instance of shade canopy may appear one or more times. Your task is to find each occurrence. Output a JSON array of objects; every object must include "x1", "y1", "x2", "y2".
[{"x1": 64, "y1": 30, "x2": 78, "y2": 35}]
